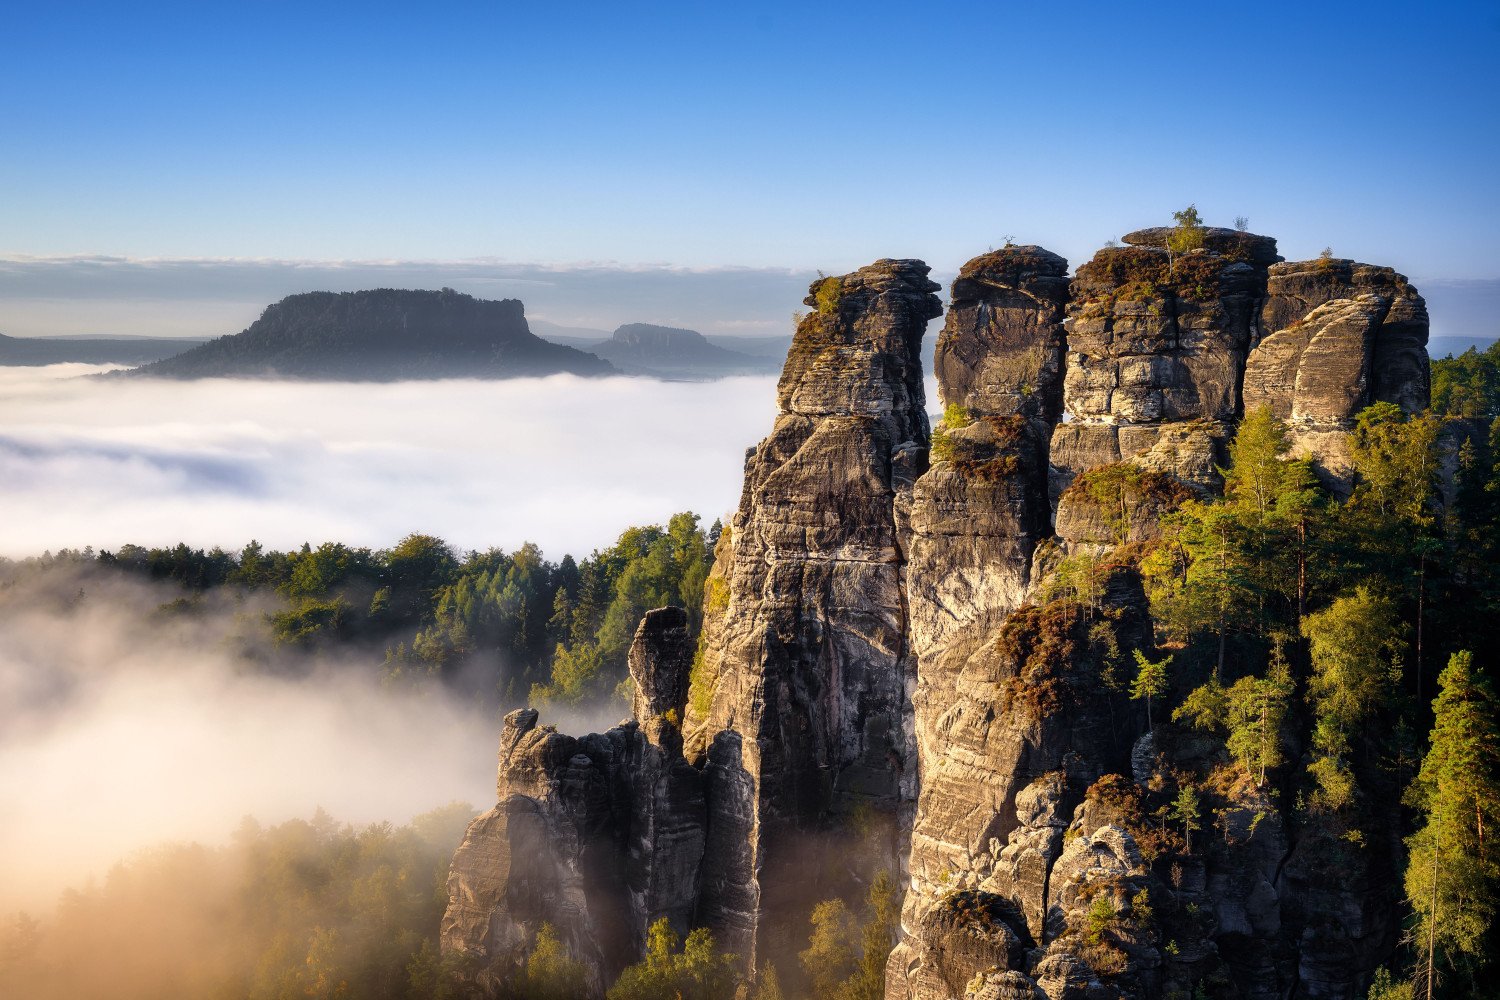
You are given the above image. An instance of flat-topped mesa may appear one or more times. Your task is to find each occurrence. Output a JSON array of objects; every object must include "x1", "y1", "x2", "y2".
[
  {"x1": 1049, "y1": 231, "x2": 1280, "y2": 543},
  {"x1": 441, "y1": 609, "x2": 705, "y2": 997},
  {"x1": 1245, "y1": 258, "x2": 1429, "y2": 489},
  {"x1": 683, "y1": 259, "x2": 941, "y2": 966}
]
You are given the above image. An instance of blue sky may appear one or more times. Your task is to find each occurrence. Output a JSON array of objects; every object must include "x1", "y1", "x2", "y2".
[{"x1": 2, "y1": 0, "x2": 1497, "y2": 279}]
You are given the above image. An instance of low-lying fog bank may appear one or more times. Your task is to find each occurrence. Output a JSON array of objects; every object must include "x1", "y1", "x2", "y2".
[
  {"x1": 0, "y1": 364, "x2": 778, "y2": 559},
  {"x1": 0, "y1": 362, "x2": 784, "y2": 913},
  {"x1": 0, "y1": 564, "x2": 508, "y2": 912}
]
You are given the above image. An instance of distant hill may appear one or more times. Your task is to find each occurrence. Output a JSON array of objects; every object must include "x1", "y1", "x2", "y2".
[
  {"x1": 122, "y1": 289, "x2": 614, "y2": 380},
  {"x1": 526, "y1": 319, "x2": 612, "y2": 346},
  {"x1": 529, "y1": 319, "x2": 792, "y2": 367},
  {"x1": 701, "y1": 333, "x2": 794, "y2": 359},
  {"x1": 586, "y1": 324, "x2": 776, "y2": 378},
  {"x1": 0, "y1": 333, "x2": 206, "y2": 367}
]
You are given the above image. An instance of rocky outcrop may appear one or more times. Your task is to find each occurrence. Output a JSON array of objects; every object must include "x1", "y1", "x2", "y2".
[
  {"x1": 440, "y1": 709, "x2": 630, "y2": 993},
  {"x1": 682, "y1": 259, "x2": 943, "y2": 963},
  {"x1": 620, "y1": 608, "x2": 708, "y2": 950},
  {"x1": 907, "y1": 247, "x2": 1068, "y2": 704},
  {"x1": 890, "y1": 230, "x2": 1426, "y2": 1000},
  {"x1": 1049, "y1": 230, "x2": 1281, "y2": 537},
  {"x1": 933, "y1": 247, "x2": 1070, "y2": 425},
  {"x1": 894, "y1": 245, "x2": 1158, "y2": 999},
  {"x1": 441, "y1": 609, "x2": 704, "y2": 992},
  {"x1": 1244, "y1": 259, "x2": 1430, "y2": 488},
  {"x1": 443, "y1": 231, "x2": 1431, "y2": 1000}
]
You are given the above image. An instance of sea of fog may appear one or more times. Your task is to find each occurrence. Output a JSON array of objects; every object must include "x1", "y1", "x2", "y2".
[
  {"x1": 0, "y1": 364, "x2": 784, "y2": 559},
  {"x1": 0, "y1": 363, "x2": 787, "y2": 912},
  {"x1": 0, "y1": 363, "x2": 948, "y2": 911}
]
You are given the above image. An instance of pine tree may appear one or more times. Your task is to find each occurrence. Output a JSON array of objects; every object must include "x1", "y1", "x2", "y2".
[
  {"x1": 1303, "y1": 587, "x2": 1404, "y2": 813},
  {"x1": 752, "y1": 964, "x2": 786, "y2": 1000},
  {"x1": 1172, "y1": 784, "x2": 1202, "y2": 851},
  {"x1": 1348, "y1": 403, "x2": 1443, "y2": 695},
  {"x1": 1223, "y1": 654, "x2": 1294, "y2": 787},
  {"x1": 1131, "y1": 650, "x2": 1171, "y2": 733},
  {"x1": 1404, "y1": 651, "x2": 1500, "y2": 998}
]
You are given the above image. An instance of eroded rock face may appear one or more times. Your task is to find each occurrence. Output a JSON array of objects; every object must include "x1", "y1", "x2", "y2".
[
  {"x1": 443, "y1": 233, "x2": 1428, "y2": 1000},
  {"x1": 441, "y1": 610, "x2": 705, "y2": 994},
  {"x1": 934, "y1": 247, "x2": 1070, "y2": 424},
  {"x1": 683, "y1": 260, "x2": 943, "y2": 963},
  {"x1": 1049, "y1": 232, "x2": 1279, "y2": 527},
  {"x1": 1244, "y1": 259, "x2": 1429, "y2": 489},
  {"x1": 907, "y1": 247, "x2": 1069, "y2": 714},
  {"x1": 441, "y1": 709, "x2": 630, "y2": 994},
  {"x1": 1047, "y1": 232, "x2": 1282, "y2": 547},
  {"x1": 621, "y1": 608, "x2": 707, "y2": 950},
  {"x1": 892, "y1": 244, "x2": 1185, "y2": 998}
]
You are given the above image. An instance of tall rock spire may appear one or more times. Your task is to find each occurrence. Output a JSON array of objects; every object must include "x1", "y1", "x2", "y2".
[
  {"x1": 891, "y1": 246, "x2": 1151, "y2": 998},
  {"x1": 683, "y1": 259, "x2": 942, "y2": 964}
]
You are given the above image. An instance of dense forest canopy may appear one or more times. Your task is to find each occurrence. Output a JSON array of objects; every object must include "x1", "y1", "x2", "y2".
[{"x1": 0, "y1": 511, "x2": 719, "y2": 718}]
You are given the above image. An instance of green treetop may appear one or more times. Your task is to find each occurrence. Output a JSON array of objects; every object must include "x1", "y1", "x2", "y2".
[{"x1": 1404, "y1": 651, "x2": 1500, "y2": 998}]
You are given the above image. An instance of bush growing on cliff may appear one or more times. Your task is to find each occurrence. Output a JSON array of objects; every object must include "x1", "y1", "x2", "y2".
[
  {"x1": 1165, "y1": 204, "x2": 1206, "y2": 275},
  {"x1": 814, "y1": 276, "x2": 844, "y2": 315},
  {"x1": 1063, "y1": 462, "x2": 1192, "y2": 546},
  {"x1": 929, "y1": 403, "x2": 973, "y2": 464}
]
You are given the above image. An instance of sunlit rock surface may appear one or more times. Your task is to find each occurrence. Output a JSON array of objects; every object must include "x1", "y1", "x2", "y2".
[
  {"x1": 1245, "y1": 259, "x2": 1430, "y2": 490},
  {"x1": 443, "y1": 233, "x2": 1430, "y2": 1000}
]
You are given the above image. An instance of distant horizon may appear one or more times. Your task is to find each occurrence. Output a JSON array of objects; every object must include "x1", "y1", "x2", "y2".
[{"x1": 2, "y1": 250, "x2": 1496, "y2": 344}]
